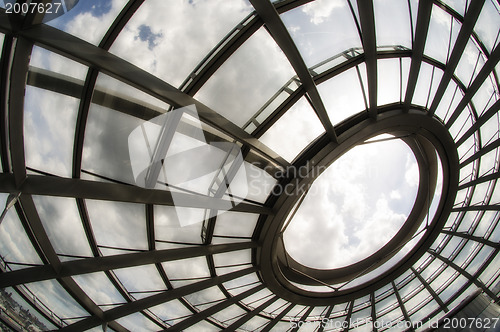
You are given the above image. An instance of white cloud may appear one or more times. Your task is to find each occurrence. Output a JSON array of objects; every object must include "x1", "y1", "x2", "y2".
[{"x1": 302, "y1": 0, "x2": 345, "y2": 25}]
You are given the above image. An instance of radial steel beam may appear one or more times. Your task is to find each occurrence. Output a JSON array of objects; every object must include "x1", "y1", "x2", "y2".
[
  {"x1": 59, "y1": 267, "x2": 257, "y2": 332},
  {"x1": 392, "y1": 281, "x2": 414, "y2": 331},
  {"x1": 404, "y1": 0, "x2": 433, "y2": 110},
  {"x1": 249, "y1": 0, "x2": 337, "y2": 142},
  {"x1": 440, "y1": 229, "x2": 499, "y2": 248},
  {"x1": 411, "y1": 267, "x2": 449, "y2": 312},
  {"x1": 428, "y1": 250, "x2": 498, "y2": 301},
  {"x1": 452, "y1": 205, "x2": 500, "y2": 212},
  {"x1": 260, "y1": 303, "x2": 294, "y2": 332},
  {"x1": 74, "y1": 0, "x2": 145, "y2": 178},
  {"x1": 316, "y1": 305, "x2": 333, "y2": 332},
  {"x1": 7, "y1": 37, "x2": 31, "y2": 187},
  {"x1": 0, "y1": 10, "x2": 289, "y2": 169},
  {"x1": 457, "y1": 170, "x2": 500, "y2": 190},
  {"x1": 445, "y1": 43, "x2": 500, "y2": 128},
  {"x1": 357, "y1": 0, "x2": 377, "y2": 118},
  {"x1": 290, "y1": 306, "x2": 314, "y2": 332},
  {"x1": 428, "y1": 0, "x2": 485, "y2": 116},
  {"x1": 16, "y1": 194, "x2": 127, "y2": 331},
  {"x1": 460, "y1": 136, "x2": 500, "y2": 168},
  {"x1": 224, "y1": 295, "x2": 279, "y2": 331},
  {"x1": 165, "y1": 284, "x2": 266, "y2": 332},
  {"x1": 0, "y1": 242, "x2": 256, "y2": 288},
  {"x1": 0, "y1": 174, "x2": 272, "y2": 214},
  {"x1": 456, "y1": 98, "x2": 500, "y2": 147}
]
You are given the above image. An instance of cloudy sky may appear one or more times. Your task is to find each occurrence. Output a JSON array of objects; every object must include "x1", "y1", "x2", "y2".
[{"x1": 1, "y1": 0, "x2": 500, "y2": 329}]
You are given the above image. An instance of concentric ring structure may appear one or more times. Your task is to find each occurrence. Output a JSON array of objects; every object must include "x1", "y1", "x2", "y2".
[{"x1": 0, "y1": 0, "x2": 499, "y2": 331}]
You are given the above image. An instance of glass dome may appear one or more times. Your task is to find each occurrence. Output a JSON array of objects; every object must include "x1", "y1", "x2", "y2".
[{"x1": 0, "y1": 0, "x2": 499, "y2": 331}]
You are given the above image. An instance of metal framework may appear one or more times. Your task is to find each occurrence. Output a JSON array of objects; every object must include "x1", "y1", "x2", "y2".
[{"x1": 0, "y1": 0, "x2": 498, "y2": 331}]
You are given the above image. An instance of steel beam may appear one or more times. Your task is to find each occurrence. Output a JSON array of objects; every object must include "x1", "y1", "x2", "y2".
[
  {"x1": 223, "y1": 295, "x2": 278, "y2": 331},
  {"x1": 428, "y1": 0, "x2": 485, "y2": 116},
  {"x1": 0, "y1": 10, "x2": 289, "y2": 169},
  {"x1": 445, "y1": 43, "x2": 500, "y2": 128},
  {"x1": 165, "y1": 284, "x2": 265, "y2": 331},
  {"x1": 17, "y1": 195, "x2": 126, "y2": 331},
  {"x1": 0, "y1": 242, "x2": 256, "y2": 288},
  {"x1": 404, "y1": 0, "x2": 433, "y2": 110},
  {"x1": 357, "y1": 0, "x2": 378, "y2": 118},
  {"x1": 456, "y1": 98, "x2": 500, "y2": 147},
  {"x1": 290, "y1": 306, "x2": 314, "y2": 332},
  {"x1": 411, "y1": 267, "x2": 449, "y2": 312},
  {"x1": 428, "y1": 250, "x2": 498, "y2": 301},
  {"x1": 392, "y1": 281, "x2": 414, "y2": 331},
  {"x1": 260, "y1": 303, "x2": 294, "y2": 332},
  {"x1": 441, "y1": 229, "x2": 499, "y2": 248},
  {"x1": 0, "y1": 173, "x2": 272, "y2": 214},
  {"x1": 249, "y1": 0, "x2": 337, "y2": 142},
  {"x1": 59, "y1": 267, "x2": 257, "y2": 332}
]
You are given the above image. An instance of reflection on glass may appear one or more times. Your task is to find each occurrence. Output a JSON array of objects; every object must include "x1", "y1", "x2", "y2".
[
  {"x1": 86, "y1": 200, "x2": 148, "y2": 252},
  {"x1": 194, "y1": 27, "x2": 295, "y2": 127},
  {"x1": 24, "y1": 86, "x2": 79, "y2": 177},
  {"x1": 281, "y1": 0, "x2": 362, "y2": 68},
  {"x1": 424, "y1": 5, "x2": 460, "y2": 65},
  {"x1": 259, "y1": 97, "x2": 325, "y2": 162},
  {"x1": 33, "y1": 196, "x2": 93, "y2": 260},
  {"x1": 474, "y1": 0, "x2": 500, "y2": 53},
  {"x1": 47, "y1": 0, "x2": 128, "y2": 45},
  {"x1": 317, "y1": 66, "x2": 366, "y2": 125},
  {"x1": 374, "y1": 0, "x2": 412, "y2": 49},
  {"x1": 109, "y1": 0, "x2": 252, "y2": 88}
]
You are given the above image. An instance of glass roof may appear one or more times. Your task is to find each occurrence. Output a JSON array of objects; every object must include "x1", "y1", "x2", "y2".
[{"x1": 0, "y1": 0, "x2": 499, "y2": 330}]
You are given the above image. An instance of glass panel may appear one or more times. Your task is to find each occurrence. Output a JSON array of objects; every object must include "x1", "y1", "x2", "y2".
[
  {"x1": 210, "y1": 303, "x2": 247, "y2": 326},
  {"x1": 47, "y1": 0, "x2": 129, "y2": 45},
  {"x1": 241, "y1": 315, "x2": 269, "y2": 332},
  {"x1": 24, "y1": 280, "x2": 88, "y2": 321},
  {"x1": 1, "y1": 287, "x2": 58, "y2": 330},
  {"x1": 441, "y1": 0, "x2": 468, "y2": 17},
  {"x1": 281, "y1": 0, "x2": 362, "y2": 67},
  {"x1": 162, "y1": 256, "x2": 210, "y2": 287},
  {"x1": 424, "y1": 5, "x2": 460, "y2": 65},
  {"x1": 72, "y1": 272, "x2": 126, "y2": 307},
  {"x1": 24, "y1": 86, "x2": 79, "y2": 177},
  {"x1": 30, "y1": 46, "x2": 88, "y2": 80},
  {"x1": 194, "y1": 27, "x2": 295, "y2": 127},
  {"x1": 318, "y1": 66, "x2": 366, "y2": 125},
  {"x1": 149, "y1": 299, "x2": 194, "y2": 326},
  {"x1": 113, "y1": 264, "x2": 167, "y2": 296},
  {"x1": 455, "y1": 39, "x2": 486, "y2": 87},
  {"x1": 223, "y1": 273, "x2": 260, "y2": 296},
  {"x1": 412, "y1": 63, "x2": 444, "y2": 108},
  {"x1": 155, "y1": 206, "x2": 204, "y2": 245},
  {"x1": 259, "y1": 97, "x2": 325, "y2": 162},
  {"x1": 82, "y1": 103, "x2": 146, "y2": 184},
  {"x1": 378, "y1": 58, "x2": 401, "y2": 106},
  {"x1": 213, "y1": 249, "x2": 252, "y2": 267},
  {"x1": 475, "y1": 0, "x2": 500, "y2": 54},
  {"x1": 373, "y1": 0, "x2": 412, "y2": 49},
  {"x1": 472, "y1": 74, "x2": 498, "y2": 116},
  {"x1": 86, "y1": 200, "x2": 148, "y2": 252},
  {"x1": 434, "y1": 81, "x2": 463, "y2": 122},
  {"x1": 183, "y1": 286, "x2": 226, "y2": 311},
  {"x1": 33, "y1": 196, "x2": 92, "y2": 260},
  {"x1": 213, "y1": 211, "x2": 259, "y2": 238},
  {"x1": 0, "y1": 197, "x2": 43, "y2": 269},
  {"x1": 115, "y1": 312, "x2": 160, "y2": 331},
  {"x1": 185, "y1": 319, "x2": 219, "y2": 331},
  {"x1": 109, "y1": 0, "x2": 252, "y2": 88}
]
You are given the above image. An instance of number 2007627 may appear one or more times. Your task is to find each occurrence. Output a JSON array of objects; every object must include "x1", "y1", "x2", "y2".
[{"x1": 5, "y1": 2, "x2": 62, "y2": 15}]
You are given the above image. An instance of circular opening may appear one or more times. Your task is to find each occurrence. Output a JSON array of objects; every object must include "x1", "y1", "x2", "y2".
[{"x1": 282, "y1": 135, "x2": 420, "y2": 269}]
